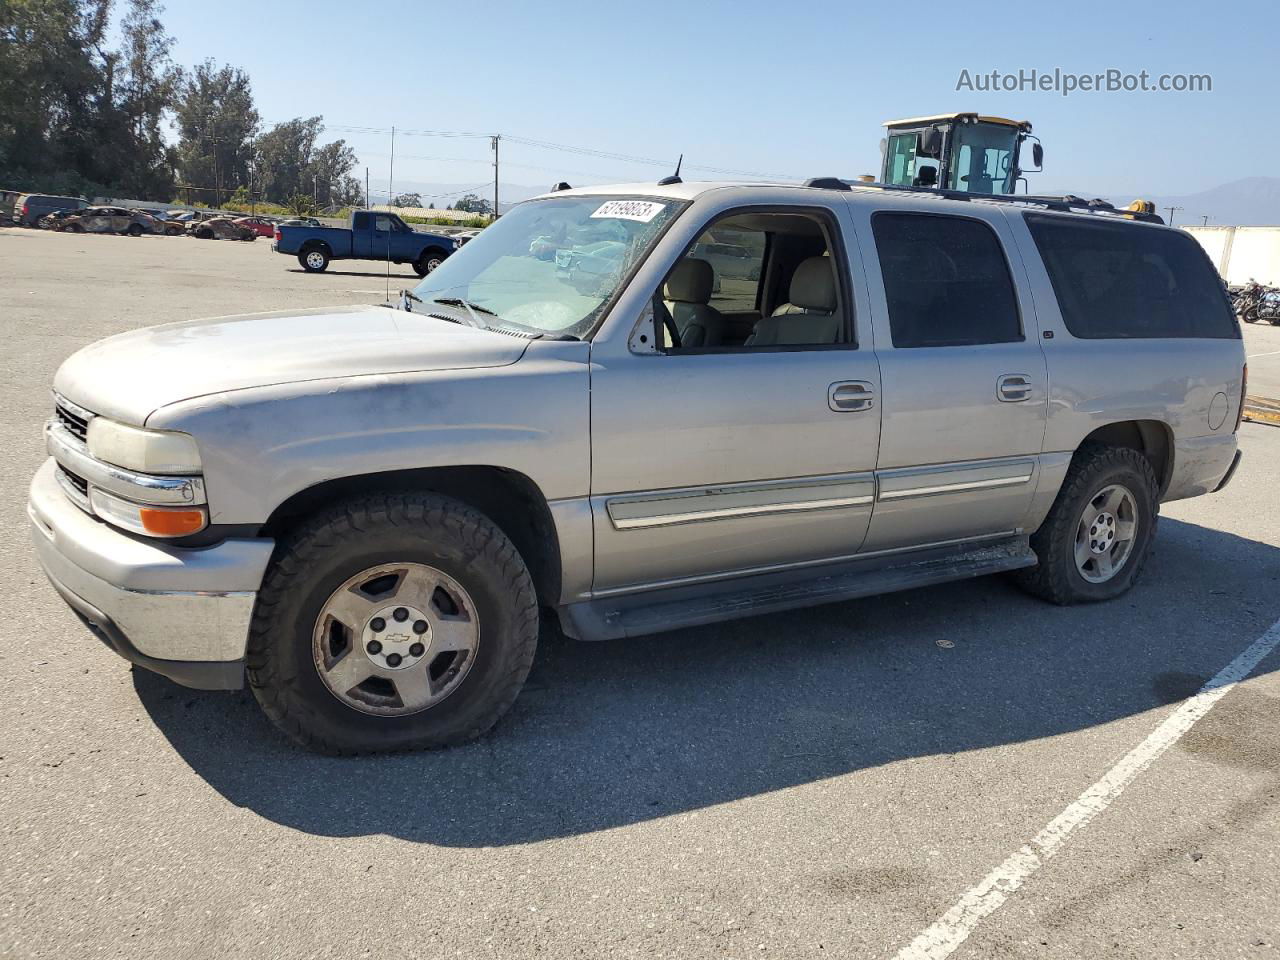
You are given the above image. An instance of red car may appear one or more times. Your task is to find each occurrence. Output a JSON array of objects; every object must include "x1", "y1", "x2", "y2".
[{"x1": 233, "y1": 216, "x2": 276, "y2": 238}]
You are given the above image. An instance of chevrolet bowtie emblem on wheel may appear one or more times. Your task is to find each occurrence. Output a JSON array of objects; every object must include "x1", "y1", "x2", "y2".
[{"x1": 385, "y1": 633, "x2": 410, "y2": 645}]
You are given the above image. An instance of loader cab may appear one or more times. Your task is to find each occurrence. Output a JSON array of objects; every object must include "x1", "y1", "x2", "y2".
[{"x1": 881, "y1": 113, "x2": 1041, "y2": 195}]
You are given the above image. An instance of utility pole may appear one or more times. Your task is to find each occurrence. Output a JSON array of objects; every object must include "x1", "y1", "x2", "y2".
[
  {"x1": 491, "y1": 134, "x2": 500, "y2": 220},
  {"x1": 1201, "y1": 214, "x2": 1211, "y2": 226},
  {"x1": 388, "y1": 126, "x2": 396, "y2": 210},
  {"x1": 366, "y1": 168, "x2": 370, "y2": 209},
  {"x1": 1164, "y1": 205, "x2": 1184, "y2": 226}
]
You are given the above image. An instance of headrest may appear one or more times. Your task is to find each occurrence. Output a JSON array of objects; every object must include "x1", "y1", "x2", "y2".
[
  {"x1": 789, "y1": 257, "x2": 837, "y2": 312},
  {"x1": 664, "y1": 258, "x2": 713, "y2": 304}
]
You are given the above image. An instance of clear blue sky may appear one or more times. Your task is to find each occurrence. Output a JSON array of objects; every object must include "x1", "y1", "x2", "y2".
[{"x1": 153, "y1": 0, "x2": 1273, "y2": 202}]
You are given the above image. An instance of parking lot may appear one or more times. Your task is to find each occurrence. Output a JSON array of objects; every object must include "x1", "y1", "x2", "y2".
[{"x1": 2, "y1": 227, "x2": 1279, "y2": 959}]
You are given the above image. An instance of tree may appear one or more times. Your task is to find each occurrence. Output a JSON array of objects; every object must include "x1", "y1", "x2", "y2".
[
  {"x1": 114, "y1": 0, "x2": 179, "y2": 197},
  {"x1": 428, "y1": 202, "x2": 434, "y2": 210},
  {"x1": 392, "y1": 192, "x2": 422, "y2": 208},
  {"x1": 174, "y1": 60, "x2": 259, "y2": 205},
  {"x1": 454, "y1": 193, "x2": 492, "y2": 215},
  {"x1": 254, "y1": 117, "x2": 360, "y2": 208}
]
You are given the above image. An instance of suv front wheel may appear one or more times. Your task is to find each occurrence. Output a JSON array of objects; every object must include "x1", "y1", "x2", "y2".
[
  {"x1": 1017, "y1": 445, "x2": 1159, "y2": 604},
  {"x1": 247, "y1": 492, "x2": 538, "y2": 753}
]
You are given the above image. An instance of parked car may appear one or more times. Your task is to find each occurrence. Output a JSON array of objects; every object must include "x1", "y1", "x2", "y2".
[
  {"x1": 277, "y1": 216, "x2": 321, "y2": 228},
  {"x1": 273, "y1": 211, "x2": 456, "y2": 275},
  {"x1": 233, "y1": 216, "x2": 276, "y2": 238},
  {"x1": 189, "y1": 216, "x2": 256, "y2": 241},
  {"x1": 30, "y1": 180, "x2": 1245, "y2": 753},
  {"x1": 0, "y1": 188, "x2": 21, "y2": 226},
  {"x1": 37, "y1": 209, "x2": 84, "y2": 231},
  {"x1": 15, "y1": 193, "x2": 88, "y2": 227},
  {"x1": 59, "y1": 206, "x2": 162, "y2": 236}
]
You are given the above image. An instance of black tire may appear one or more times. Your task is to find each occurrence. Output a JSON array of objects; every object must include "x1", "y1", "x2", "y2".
[
  {"x1": 298, "y1": 245, "x2": 330, "y2": 272},
  {"x1": 1016, "y1": 444, "x2": 1159, "y2": 605},
  {"x1": 66, "y1": 223, "x2": 84, "y2": 233},
  {"x1": 127, "y1": 223, "x2": 143, "y2": 237},
  {"x1": 246, "y1": 492, "x2": 538, "y2": 754},
  {"x1": 414, "y1": 247, "x2": 448, "y2": 278}
]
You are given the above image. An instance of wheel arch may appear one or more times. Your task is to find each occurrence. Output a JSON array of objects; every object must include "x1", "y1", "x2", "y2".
[
  {"x1": 299, "y1": 238, "x2": 332, "y2": 255},
  {"x1": 1076, "y1": 419, "x2": 1174, "y2": 496},
  {"x1": 260, "y1": 465, "x2": 562, "y2": 607}
]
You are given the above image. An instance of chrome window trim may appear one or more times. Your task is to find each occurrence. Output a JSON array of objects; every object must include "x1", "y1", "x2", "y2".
[{"x1": 46, "y1": 421, "x2": 206, "y2": 506}]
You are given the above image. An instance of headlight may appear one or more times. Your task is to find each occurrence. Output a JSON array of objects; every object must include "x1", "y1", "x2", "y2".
[
  {"x1": 89, "y1": 488, "x2": 207, "y2": 538},
  {"x1": 86, "y1": 418, "x2": 202, "y2": 474}
]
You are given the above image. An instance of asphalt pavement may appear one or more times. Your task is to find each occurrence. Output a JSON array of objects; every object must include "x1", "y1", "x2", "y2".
[{"x1": 2, "y1": 228, "x2": 1278, "y2": 959}]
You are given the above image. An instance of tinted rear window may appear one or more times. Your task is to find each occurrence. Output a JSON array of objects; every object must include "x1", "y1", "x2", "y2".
[
  {"x1": 872, "y1": 212, "x2": 1022, "y2": 348},
  {"x1": 1024, "y1": 213, "x2": 1238, "y2": 339}
]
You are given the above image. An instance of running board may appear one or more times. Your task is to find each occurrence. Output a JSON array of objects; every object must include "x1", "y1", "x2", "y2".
[{"x1": 559, "y1": 536, "x2": 1037, "y2": 642}]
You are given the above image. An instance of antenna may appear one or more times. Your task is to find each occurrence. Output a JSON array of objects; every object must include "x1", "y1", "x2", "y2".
[{"x1": 658, "y1": 154, "x2": 683, "y2": 186}]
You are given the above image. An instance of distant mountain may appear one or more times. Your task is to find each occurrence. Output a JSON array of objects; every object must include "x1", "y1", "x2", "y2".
[{"x1": 1035, "y1": 177, "x2": 1280, "y2": 227}]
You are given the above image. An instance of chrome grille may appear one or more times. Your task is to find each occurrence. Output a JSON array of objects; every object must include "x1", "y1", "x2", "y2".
[
  {"x1": 54, "y1": 399, "x2": 90, "y2": 442},
  {"x1": 59, "y1": 466, "x2": 88, "y2": 497}
]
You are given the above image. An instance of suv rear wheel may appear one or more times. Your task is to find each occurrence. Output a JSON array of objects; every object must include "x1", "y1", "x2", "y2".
[
  {"x1": 247, "y1": 492, "x2": 538, "y2": 753},
  {"x1": 1016, "y1": 445, "x2": 1158, "y2": 604}
]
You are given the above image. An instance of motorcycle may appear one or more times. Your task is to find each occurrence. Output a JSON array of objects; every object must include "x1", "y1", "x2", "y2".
[{"x1": 1235, "y1": 280, "x2": 1280, "y2": 324}]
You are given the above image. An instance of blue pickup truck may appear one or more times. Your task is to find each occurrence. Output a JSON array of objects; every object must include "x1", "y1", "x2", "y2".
[{"x1": 273, "y1": 210, "x2": 458, "y2": 276}]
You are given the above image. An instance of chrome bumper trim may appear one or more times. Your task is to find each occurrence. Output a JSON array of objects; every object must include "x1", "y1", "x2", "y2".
[{"x1": 46, "y1": 420, "x2": 206, "y2": 506}]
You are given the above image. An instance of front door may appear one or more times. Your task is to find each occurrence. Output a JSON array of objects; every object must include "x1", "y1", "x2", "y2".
[
  {"x1": 849, "y1": 203, "x2": 1048, "y2": 552},
  {"x1": 588, "y1": 201, "x2": 883, "y2": 594}
]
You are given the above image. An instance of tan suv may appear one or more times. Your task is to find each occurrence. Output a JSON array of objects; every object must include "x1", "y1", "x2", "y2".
[{"x1": 30, "y1": 179, "x2": 1245, "y2": 753}]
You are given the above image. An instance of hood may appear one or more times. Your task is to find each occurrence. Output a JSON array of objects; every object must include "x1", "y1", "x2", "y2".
[{"x1": 54, "y1": 305, "x2": 531, "y2": 424}]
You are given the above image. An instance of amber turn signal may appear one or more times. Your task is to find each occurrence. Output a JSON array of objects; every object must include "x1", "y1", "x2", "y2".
[{"x1": 139, "y1": 507, "x2": 207, "y2": 537}]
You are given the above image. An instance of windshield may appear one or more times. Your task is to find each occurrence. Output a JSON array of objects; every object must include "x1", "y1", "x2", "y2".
[
  {"x1": 949, "y1": 124, "x2": 1018, "y2": 195},
  {"x1": 410, "y1": 195, "x2": 681, "y2": 338}
]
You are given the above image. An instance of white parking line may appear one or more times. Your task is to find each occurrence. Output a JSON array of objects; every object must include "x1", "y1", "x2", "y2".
[
  {"x1": 1247, "y1": 349, "x2": 1280, "y2": 359},
  {"x1": 891, "y1": 617, "x2": 1280, "y2": 960}
]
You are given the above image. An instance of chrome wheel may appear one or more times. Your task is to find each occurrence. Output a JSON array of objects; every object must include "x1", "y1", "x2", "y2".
[
  {"x1": 305, "y1": 250, "x2": 326, "y2": 270},
  {"x1": 1074, "y1": 483, "x2": 1138, "y2": 584},
  {"x1": 312, "y1": 562, "x2": 479, "y2": 716}
]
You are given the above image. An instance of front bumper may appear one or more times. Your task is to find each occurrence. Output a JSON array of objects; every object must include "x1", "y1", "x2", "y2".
[{"x1": 28, "y1": 458, "x2": 275, "y2": 689}]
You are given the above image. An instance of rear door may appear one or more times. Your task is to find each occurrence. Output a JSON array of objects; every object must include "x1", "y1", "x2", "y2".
[{"x1": 848, "y1": 202, "x2": 1049, "y2": 552}]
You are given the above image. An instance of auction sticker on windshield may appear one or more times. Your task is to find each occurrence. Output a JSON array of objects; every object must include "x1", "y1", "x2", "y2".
[{"x1": 590, "y1": 200, "x2": 666, "y2": 222}]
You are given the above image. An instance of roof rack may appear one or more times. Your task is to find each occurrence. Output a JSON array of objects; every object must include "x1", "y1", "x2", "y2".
[{"x1": 801, "y1": 178, "x2": 1166, "y2": 225}]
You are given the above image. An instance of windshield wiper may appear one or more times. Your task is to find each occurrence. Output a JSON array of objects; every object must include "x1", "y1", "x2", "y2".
[
  {"x1": 430, "y1": 296, "x2": 499, "y2": 328},
  {"x1": 398, "y1": 289, "x2": 423, "y2": 312}
]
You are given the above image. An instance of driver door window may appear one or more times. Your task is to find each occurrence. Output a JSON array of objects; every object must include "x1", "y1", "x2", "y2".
[{"x1": 657, "y1": 211, "x2": 850, "y2": 351}]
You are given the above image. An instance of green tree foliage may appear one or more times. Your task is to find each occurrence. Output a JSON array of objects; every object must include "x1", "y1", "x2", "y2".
[
  {"x1": 253, "y1": 117, "x2": 360, "y2": 207},
  {"x1": 454, "y1": 193, "x2": 493, "y2": 215},
  {"x1": 0, "y1": 0, "x2": 170, "y2": 196},
  {"x1": 173, "y1": 59, "x2": 258, "y2": 205},
  {"x1": 392, "y1": 192, "x2": 422, "y2": 208},
  {"x1": 0, "y1": 3, "x2": 364, "y2": 205}
]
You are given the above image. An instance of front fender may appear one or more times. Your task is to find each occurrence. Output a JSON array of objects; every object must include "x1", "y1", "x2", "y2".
[{"x1": 146, "y1": 347, "x2": 591, "y2": 526}]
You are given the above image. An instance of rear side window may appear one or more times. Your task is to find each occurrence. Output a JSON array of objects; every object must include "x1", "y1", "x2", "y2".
[
  {"x1": 872, "y1": 212, "x2": 1022, "y2": 348},
  {"x1": 1024, "y1": 213, "x2": 1238, "y2": 339}
]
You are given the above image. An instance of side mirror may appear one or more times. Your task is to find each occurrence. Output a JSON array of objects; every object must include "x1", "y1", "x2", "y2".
[
  {"x1": 917, "y1": 125, "x2": 944, "y2": 158},
  {"x1": 1032, "y1": 143, "x2": 1044, "y2": 169}
]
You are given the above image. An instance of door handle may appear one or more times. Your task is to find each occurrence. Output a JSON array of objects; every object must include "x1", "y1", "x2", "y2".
[
  {"x1": 829, "y1": 380, "x2": 875, "y2": 412},
  {"x1": 997, "y1": 374, "x2": 1034, "y2": 402}
]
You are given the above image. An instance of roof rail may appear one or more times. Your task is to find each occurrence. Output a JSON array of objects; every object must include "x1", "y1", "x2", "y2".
[{"x1": 808, "y1": 178, "x2": 1166, "y2": 224}]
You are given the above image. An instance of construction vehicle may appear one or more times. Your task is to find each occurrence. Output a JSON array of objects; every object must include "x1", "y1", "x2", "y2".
[{"x1": 879, "y1": 113, "x2": 1043, "y2": 195}]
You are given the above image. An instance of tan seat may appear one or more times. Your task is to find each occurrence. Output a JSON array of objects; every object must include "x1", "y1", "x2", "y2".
[
  {"x1": 747, "y1": 257, "x2": 840, "y2": 346},
  {"x1": 663, "y1": 258, "x2": 726, "y2": 348}
]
